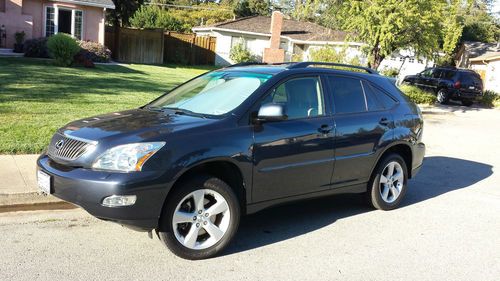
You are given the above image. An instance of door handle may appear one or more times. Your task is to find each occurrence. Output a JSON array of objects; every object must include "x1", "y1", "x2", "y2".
[
  {"x1": 379, "y1": 117, "x2": 390, "y2": 126},
  {"x1": 318, "y1": 124, "x2": 333, "y2": 134}
]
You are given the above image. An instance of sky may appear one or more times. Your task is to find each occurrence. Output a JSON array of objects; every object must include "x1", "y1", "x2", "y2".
[{"x1": 493, "y1": 0, "x2": 500, "y2": 18}]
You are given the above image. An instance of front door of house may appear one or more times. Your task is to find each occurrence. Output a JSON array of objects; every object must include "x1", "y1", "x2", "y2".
[{"x1": 58, "y1": 10, "x2": 72, "y2": 34}]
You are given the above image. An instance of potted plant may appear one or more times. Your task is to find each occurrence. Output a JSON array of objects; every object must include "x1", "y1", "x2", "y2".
[{"x1": 13, "y1": 31, "x2": 25, "y2": 53}]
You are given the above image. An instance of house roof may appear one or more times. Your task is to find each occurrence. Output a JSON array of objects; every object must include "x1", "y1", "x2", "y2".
[
  {"x1": 462, "y1": 41, "x2": 500, "y2": 59},
  {"x1": 193, "y1": 16, "x2": 348, "y2": 43},
  {"x1": 469, "y1": 52, "x2": 500, "y2": 62},
  {"x1": 50, "y1": 0, "x2": 115, "y2": 9}
]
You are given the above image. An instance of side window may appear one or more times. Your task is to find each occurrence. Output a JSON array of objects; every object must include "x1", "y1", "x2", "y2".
[
  {"x1": 421, "y1": 69, "x2": 433, "y2": 78},
  {"x1": 328, "y1": 76, "x2": 366, "y2": 114},
  {"x1": 432, "y1": 69, "x2": 443, "y2": 78},
  {"x1": 366, "y1": 82, "x2": 397, "y2": 109},
  {"x1": 263, "y1": 77, "x2": 324, "y2": 120},
  {"x1": 362, "y1": 81, "x2": 384, "y2": 111}
]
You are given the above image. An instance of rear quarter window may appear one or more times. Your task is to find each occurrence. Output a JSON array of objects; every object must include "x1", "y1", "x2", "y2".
[{"x1": 365, "y1": 82, "x2": 397, "y2": 109}]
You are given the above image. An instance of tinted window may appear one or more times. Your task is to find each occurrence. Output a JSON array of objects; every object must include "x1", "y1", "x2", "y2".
[
  {"x1": 421, "y1": 69, "x2": 433, "y2": 78},
  {"x1": 328, "y1": 76, "x2": 366, "y2": 114},
  {"x1": 263, "y1": 77, "x2": 324, "y2": 119},
  {"x1": 442, "y1": 70, "x2": 455, "y2": 79},
  {"x1": 362, "y1": 81, "x2": 384, "y2": 111},
  {"x1": 432, "y1": 69, "x2": 443, "y2": 78},
  {"x1": 366, "y1": 82, "x2": 397, "y2": 109},
  {"x1": 459, "y1": 72, "x2": 482, "y2": 85}
]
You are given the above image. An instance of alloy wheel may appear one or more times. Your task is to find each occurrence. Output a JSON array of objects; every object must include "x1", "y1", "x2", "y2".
[
  {"x1": 379, "y1": 161, "x2": 404, "y2": 204},
  {"x1": 172, "y1": 189, "x2": 230, "y2": 250}
]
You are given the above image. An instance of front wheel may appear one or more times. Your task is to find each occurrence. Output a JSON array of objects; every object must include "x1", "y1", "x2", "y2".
[
  {"x1": 158, "y1": 175, "x2": 240, "y2": 260},
  {"x1": 368, "y1": 154, "x2": 408, "y2": 210}
]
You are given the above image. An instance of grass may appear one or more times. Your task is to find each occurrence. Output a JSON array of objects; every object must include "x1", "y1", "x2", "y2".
[{"x1": 0, "y1": 57, "x2": 214, "y2": 154}]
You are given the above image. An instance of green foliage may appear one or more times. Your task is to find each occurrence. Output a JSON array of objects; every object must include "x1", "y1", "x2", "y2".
[
  {"x1": 130, "y1": 4, "x2": 233, "y2": 32},
  {"x1": 24, "y1": 37, "x2": 50, "y2": 58},
  {"x1": 330, "y1": 0, "x2": 443, "y2": 69},
  {"x1": 380, "y1": 67, "x2": 399, "y2": 77},
  {"x1": 309, "y1": 45, "x2": 345, "y2": 63},
  {"x1": 234, "y1": 0, "x2": 270, "y2": 17},
  {"x1": 47, "y1": 33, "x2": 81, "y2": 67},
  {"x1": 399, "y1": 85, "x2": 437, "y2": 105},
  {"x1": 479, "y1": 90, "x2": 500, "y2": 108},
  {"x1": 129, "y1": 5, "x2": 183, "y2": 30},
  {"x1": 290, "y1": 0, "x2": 323, "y2": 22},
  {"x1": 14, "y1": 31, "x2": 25, "y2": 45},
  {"x1": 441, "y1": 1, "x2": 463, "y2": 57},
  {"x1": 107, "y1": 0, "x2": 144, "y2": 27},
  {"x1": 460, "y1": 0, "x2": 500, "y2": 43},
  {"x1": 229, "y1": 42, "x2": 257, "y2": 63}
]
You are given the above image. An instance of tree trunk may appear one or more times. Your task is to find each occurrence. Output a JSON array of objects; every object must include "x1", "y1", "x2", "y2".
[{"x1": 369, "y1": 46, "x2": 385, "y2": 70}]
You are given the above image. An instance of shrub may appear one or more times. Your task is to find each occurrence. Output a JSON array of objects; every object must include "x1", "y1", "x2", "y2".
[
  {"x1": 309, "y1": 45, "x2": 345, "y2": 63},
  {"x1": 380, "y1": 67, "x2": 399, "y2": 77},
  {"x1": 24, "y1": 37, "x2": 50, "y2": 58},
  {"x1": 130, "y1": 6, "x2": 183, "y2": 31},
  {"x1": 15, "y1": 31, "x2": 25, "y2": 45},
  {"x1": 399, "y1": 85, "x2": 437, "y2": 105},
  {"x1": 47, "y1": 33, "x2": 81, "y2": 67},
  {"x1": 229, "y1": 42, "x2": 257, "y2": 63},
  {"x1": 77, "y1": 40, "x2": 111, "y2": 63},
  {"x1": 479, "y1": 90, "x2": 500, "y2": 108}
]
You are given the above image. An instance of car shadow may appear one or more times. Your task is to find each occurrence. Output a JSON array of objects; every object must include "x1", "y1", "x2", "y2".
[{"x1": 222, "y1": 156, "x2": 493, "y2": 256}]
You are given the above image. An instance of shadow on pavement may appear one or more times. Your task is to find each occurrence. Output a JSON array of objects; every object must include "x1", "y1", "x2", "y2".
[{"x1": 223, "y1": 156, "x2": 493, "y2": 256}]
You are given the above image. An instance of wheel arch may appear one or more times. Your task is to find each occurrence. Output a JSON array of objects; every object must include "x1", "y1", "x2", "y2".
[{"x1": 371, "y1": 142, "x2": 413, "y2": 180}]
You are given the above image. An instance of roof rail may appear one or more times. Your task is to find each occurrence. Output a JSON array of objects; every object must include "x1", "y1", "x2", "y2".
[
  {"x1": 225, "y1": 62, "x2": 293, "y2": 68},
  {"x1": 288, "y1": 62, "x2": 379, "y2": 74}
]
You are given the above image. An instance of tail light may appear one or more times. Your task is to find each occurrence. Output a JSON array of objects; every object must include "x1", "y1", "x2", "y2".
[{"x1": 453, "y1": 81, "x2": 461, "y2": 89}]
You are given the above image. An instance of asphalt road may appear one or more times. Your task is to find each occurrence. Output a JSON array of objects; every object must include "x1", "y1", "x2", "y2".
[{"x1": 1, "y1": 105, "x2": 499, "y2": 281}]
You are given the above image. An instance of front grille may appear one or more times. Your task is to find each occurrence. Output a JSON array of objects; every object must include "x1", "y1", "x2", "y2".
[{"x1": 47, "y1": 134, "x2": 94, "y2": 161}]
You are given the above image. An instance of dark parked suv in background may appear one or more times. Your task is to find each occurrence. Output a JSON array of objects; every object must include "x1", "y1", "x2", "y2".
[
  {"x1": 37, "y1": 62, "x2": 425, "y2": 260},
  {"x1": 402, "y1": 67, "x2": 483, "y2": 106}
]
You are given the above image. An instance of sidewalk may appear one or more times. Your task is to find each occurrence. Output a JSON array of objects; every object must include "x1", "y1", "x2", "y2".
[{"x1": 0, "y1": 155, "x2": 64, "y2": 209}]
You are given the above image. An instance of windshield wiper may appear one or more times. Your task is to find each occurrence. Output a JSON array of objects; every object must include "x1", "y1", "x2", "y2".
[{"x1": 163, "y1": 107, "x2": 207, "y2": 118}]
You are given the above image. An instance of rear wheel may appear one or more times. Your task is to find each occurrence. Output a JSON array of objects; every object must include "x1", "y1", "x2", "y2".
[
  {"x1": 437, "y1": 89, "x2": 449, "y2": 104},
  {"x1": 461, "y1": 100, "x2": 473, "y2": 107},
  {"x1": 367, "y1": 154, "x2": 408, "y2": 210},
  {"x1": 158, "y1": 175, "x2": 240, "y2": 260}
]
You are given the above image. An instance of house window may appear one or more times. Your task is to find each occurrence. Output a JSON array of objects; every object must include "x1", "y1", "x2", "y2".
[
  {"x1": 231, "y1": 37, "x2": 244, "y2": 48},
  {"x1": 45, "y1": 6, "x2": 83, "y2": 39},
  {"x1": 45, "y1": 7, "x2": 56, "y2": 37},
  {"x1": 409, "y1": 58, "x2": 415, "y2": 63},
  {"x1": 74, "y1": 10, "x2": 83, "y2": 39},
  {"x1": 399, "y1": 57, "x2": 404, "y2": 61}
]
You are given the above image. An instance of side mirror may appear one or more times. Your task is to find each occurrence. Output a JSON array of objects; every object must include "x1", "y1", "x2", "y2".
[{"x1": 256, "y1": 103, "x2": 287, "y2": 122}]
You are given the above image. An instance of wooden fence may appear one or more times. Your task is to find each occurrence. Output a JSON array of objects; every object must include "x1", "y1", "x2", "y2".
[
  {"x1": 106, "y1": 27, "x2": 164, "y2": 64},
  {"x1": 105, "y1": 27, "x2": 216, "y2": 65},
  {"x1": 164, "y1": 31, "x2": 216, "y2": 65}
]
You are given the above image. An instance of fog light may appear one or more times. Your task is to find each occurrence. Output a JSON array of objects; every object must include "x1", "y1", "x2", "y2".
[{"x1": 102, "y1": 195, "x2": 136, "y2": 207}]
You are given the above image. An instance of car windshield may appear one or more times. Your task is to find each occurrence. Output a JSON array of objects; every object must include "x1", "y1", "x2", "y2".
[{"x1": 148, "y1": 71, "x2": 273, "y2": 116}]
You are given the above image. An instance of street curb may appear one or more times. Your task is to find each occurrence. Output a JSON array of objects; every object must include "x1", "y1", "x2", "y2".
[{"x1": 0, "y1": 192, "x2": 73, "y2": 212}]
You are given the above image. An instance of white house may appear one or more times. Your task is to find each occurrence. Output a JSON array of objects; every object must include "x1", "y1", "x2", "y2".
[
  {"x1": 192, "y1": 12, "x2": 433, "y2": 77},
  {"x1": 469, "y1": 52, "x2": 500, "y2": 92},
  {"x1": 378, "y1": 49, "x2": 435, "y2": 78}
]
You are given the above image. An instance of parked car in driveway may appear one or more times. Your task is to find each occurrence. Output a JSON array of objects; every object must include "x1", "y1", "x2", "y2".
[
  {"x1": 37, "y1": 62, "x2": 425, "y2": 260},
  {"x1": 402, "y1": 67, "x2": 483, "y2": 106}
]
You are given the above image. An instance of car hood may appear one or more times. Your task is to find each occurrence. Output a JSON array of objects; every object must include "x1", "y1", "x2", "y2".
[{"x1": 59, "y1": 108, "x2": 216, "y2": 142}]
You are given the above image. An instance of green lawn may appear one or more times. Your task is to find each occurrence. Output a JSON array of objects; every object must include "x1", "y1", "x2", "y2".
[{"x1": 0, "y1": 57, "x2": 214, "y2": 154}]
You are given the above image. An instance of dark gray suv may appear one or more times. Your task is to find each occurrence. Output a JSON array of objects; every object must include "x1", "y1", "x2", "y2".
[{"x1": 37, "y1": 62, "x2": 425, "y2": 259}]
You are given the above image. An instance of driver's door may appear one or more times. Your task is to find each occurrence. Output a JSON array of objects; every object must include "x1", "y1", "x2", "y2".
[{"x1": 252, "y1": 76, "x2": 335, "y2": 202}]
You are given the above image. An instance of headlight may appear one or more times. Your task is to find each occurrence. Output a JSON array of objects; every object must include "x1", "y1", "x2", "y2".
[{"x1": 92, "y1": 142, "x2": 165, "y2": 172}]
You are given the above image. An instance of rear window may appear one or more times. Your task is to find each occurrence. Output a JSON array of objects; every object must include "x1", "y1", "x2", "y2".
[
  {"x1": 327, "y1": 76, "x2": 366, "y2": 114},
  {"x1": 459, "y1": 72, "x2": 482, "y2": 85}
]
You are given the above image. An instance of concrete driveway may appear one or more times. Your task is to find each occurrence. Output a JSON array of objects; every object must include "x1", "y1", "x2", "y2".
[{"x1": 0, "y1": 105, "x2": 499, "y2": 281}]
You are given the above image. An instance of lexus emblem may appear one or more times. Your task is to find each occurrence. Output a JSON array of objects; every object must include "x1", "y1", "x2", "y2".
[{"x1": 55, "y1": 139, "x2": 65, "y2": 150}]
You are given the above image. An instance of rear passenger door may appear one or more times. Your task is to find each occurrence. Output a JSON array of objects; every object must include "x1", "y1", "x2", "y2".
[{"x1": 326, "y1": 75, "x2": 396, "y2": 187}]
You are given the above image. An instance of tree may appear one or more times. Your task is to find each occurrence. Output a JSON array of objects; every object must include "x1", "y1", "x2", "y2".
[
  {"x1": 233, "y1": 0, "x2": 270, "y2": 17},
  {"x1": 329, "y1": 0, "x2": 443, "y2": 69},
  {"x1": 460, "y1": 0, "x2": 500, "y2": 42},
  {"x1": 108, "y1": 0, "x2": 144, "y2": 27}
]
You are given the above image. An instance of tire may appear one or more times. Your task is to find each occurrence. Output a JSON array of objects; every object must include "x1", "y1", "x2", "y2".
[
  {"x1": 461, "y1": 100, "x2": 473, "y2": 107},
  {"x1": 436, "y1": 89, "x2": 449, "y2": 104},
  {"x1": 367, "y1": 153, "x2": 408, "y2": 210},
  {"x1": 157, "y1": 175, "x2": 240, "y2": 260}
]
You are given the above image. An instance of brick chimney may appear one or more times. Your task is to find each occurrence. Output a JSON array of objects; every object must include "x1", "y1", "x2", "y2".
[{"x1": 263, "y1": 11, "x2": 285, "y2": 63}]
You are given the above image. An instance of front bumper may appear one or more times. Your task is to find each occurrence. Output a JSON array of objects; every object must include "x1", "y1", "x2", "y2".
[{"x1": 37, "y1": 154, "x2": 169, "y2": 231}]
